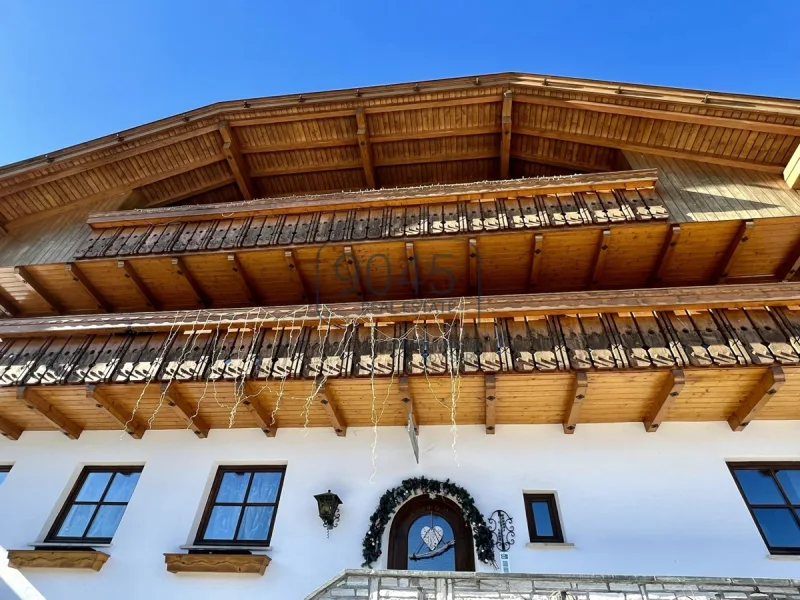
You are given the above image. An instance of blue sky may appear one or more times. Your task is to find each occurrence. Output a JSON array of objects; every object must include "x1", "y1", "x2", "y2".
[{"x1": 0, "y1": 0, "x2": 798, "y2": 167}]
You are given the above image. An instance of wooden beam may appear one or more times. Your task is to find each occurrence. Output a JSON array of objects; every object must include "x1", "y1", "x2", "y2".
[
  {"x1": 117, "y1": 260, "x2": 160, "y2": 309},
  {"x1": 16, "y1": 386, "x2": 82, "y2": 439},
  {"x1": 318, "y1": 383, "x2": 346, "y2": 436},
  {"x1": 147, "y1": 177, "x2": 236, "y2": 208},
  {"x1": 0, "y1": 293, "x2": 19, "y2": 318},
  {"x1": 511, "y1": 151, "x2": 606, "y2": 174},
  {"x1": 468, "y1": 238, "x2": 479, "y2": 292},
  {"x1": 785, "y1": 142, "x2": 800, "y2": 189},
  {"x1": 160, "y1": 383, "x2": 209, "y2": 438},
  {"x1": 405, "y1": 242, "x2": 419, "y2": 297},
  {"x1": 86, "y1": 384, "x2": 145, "y2": 439},
  {"x1": 66, "y1": 263, "x2": 112, "y2": 312},
  {"x1": 563, "y1": 372, "x2": 588, "y2": 434},
  {"x1": 343, "y1": 246, "x2": 363, "y2": 298},
  {"x1": 588, "y1": 229, "x2": 611, "y2": 289},
  {"x1": 218, "y1": 121, "x2": 255, "y2": 200},
  {"x1": 227, "y1": 254, "x2": 258, "y2": 304},
  {"x1": 779, "y1": 238, "x2": 800, "y2": 282},
  {"x1": 355, "y1": 108, "x2": 376, "y2": 189},
  {"x1": 171, "y1": 257, "x2": 209, "y2": 308},
  {"x1": 728, "y1": 366, "x2": 786, "y2": 431},
  {"x1": 283, "y1": 250, "x2": 308, "y2": 302},
  {"x1": 649, "y1": 225, "x2": 681, "y2": 286},
  {"x1": 715, "y1": 220, "x2": 755, "y2": 284},
  {"x1": 0, "y1": 413, "x2": 22, "y2": 440},
  {"x1": 500, "y1": 91, "x2": 513, "y2": 179},
  {"x1": 399, "y1": 376, "x2": 418, "y2": 434},
  {"x1": 14, "y1": 266, "x2": 62, "y2": 314},
  {"x1": 484, "y1": 373, "x2": 497, "y2": 434},
  {"x1": 243, "y1": 382, "x2": 277, "y2": 437},
  {"x1": 527, "y1": 234, "x2": 544, "y2": 292},
  {"x1": 643, "y1": 369, "x2": 685, "y2": 432}
]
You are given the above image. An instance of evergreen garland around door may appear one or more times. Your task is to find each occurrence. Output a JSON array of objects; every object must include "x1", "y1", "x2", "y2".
[{"x1": 361, "y1": 476, "x2": 496, "y2": 567}]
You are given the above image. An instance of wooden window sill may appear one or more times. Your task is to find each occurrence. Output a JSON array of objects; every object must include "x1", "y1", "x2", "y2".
[
  {"x1": 525, "y1": 542, "x2": 575, "y2": 549},
  {"x1": 164, "y1": 553, "x2": 271, "y2": 575},
  {"x1": 7, "y1": 549, "x2": 110, "y2": 571}
]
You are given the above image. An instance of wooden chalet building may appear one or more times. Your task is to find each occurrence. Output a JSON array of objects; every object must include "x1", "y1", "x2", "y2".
[{"x1": 1, "y1": 73, "x2": 800, "y2": 600}]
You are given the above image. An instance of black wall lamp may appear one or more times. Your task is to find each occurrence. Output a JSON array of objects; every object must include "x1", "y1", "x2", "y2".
[{"x1": 314, "y1": 490, "x2": 342, "y2": 536}]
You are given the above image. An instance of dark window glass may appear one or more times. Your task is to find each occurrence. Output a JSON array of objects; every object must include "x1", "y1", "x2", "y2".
[
  {"x1": 47, "y1": 467, "x2": 142, "y2": 543},
  {"x1": 729, "y1": 464, "x2": 800, "y2": 555},
  {"x1": 523, "y1": 493, "x2": 564, "y2": 543},
  {"x1": 196, "y1": 466, "x2": 285, "y2": 547},
  {"x1": 0, "y1": 466, "x2": 9, "y2": 486}
]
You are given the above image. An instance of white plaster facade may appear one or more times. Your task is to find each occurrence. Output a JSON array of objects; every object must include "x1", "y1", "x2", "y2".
[{"x1": 0, "y1": 421, "x2": 798, "y2": 599}]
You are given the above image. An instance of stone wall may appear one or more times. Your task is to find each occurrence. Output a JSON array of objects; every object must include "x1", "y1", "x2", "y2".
[{"x1": 305, "y1": 570, "x2": 800, "y2": 600}]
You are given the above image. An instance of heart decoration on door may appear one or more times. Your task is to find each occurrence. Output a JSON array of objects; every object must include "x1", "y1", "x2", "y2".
[{"x1": 420, "y1": 525, "x2": 444, "y2": 551}]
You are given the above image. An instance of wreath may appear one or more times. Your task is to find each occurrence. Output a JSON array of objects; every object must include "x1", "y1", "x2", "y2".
[{"x1": 361, "y1": 476, "x2": 496, "y2": 568}]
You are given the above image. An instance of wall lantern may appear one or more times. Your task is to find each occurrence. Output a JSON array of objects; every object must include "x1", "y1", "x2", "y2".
[{"x1": 314, "y1": 490, "x2": 342, "y2": 536}]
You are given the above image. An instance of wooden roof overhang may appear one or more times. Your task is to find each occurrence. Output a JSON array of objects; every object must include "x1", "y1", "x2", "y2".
[
  {"x1": 0, "y1": 283, "x2": 800, "y2": 440},
  {"x1": 2, "y1": 169, "x2": 800, "y2": 318},
  {"x1": 1, "y1": 73, "x2": 799, "y2": 227}
]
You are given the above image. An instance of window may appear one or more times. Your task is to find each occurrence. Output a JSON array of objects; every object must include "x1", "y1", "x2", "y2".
[
  {"x1": 0, "y1": 465, "x2": 10, "y2": 486},
  {"x1": 196, "y1": 466, "x2": 286, "y2": 547},
  {"x1": 523, "y1": 493, "x2": 564, "y2": 543},
  {"x1": 729, "y1": 463, "x2": 800, "y2": 554},
  {"x1": 47, "y1": 466, "x2": 142, "y2": 543}
]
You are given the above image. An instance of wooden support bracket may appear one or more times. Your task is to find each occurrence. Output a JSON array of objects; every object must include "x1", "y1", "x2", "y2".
[
  {"x1": 318, "y1": 383, "x2": 346, "y2": 436},
  {"x1": 588, "y1": 229, "x2": 612, "y2": 289},
  {"x1": 728, "y1": 365, "x2": 785, "y2": 431},
  {"x1": 649, "y1": 225, "x2": 681, "y2": 286},
  {"x1": 343, "y1": 246, "x2": 363, "y2": 297},
  {"x1": 219, "y1": 121, "x2": 255, "y2": 200},
  {"x1": 778, "y1": 239, "x2": 800, "y2": 282},
  {"x1": 16, "y1": 386, "x2": 82, "y2": 439},
  {"x1": 160, "y1": 383, "x2": 209, "y2": 438},
  {"x1": 500, "y1": 91, "x2": 513, "y2": 180},
  {"x1": 66, "y1": 262, "x2": 112, "y2": 312},
  {"x1": 468, "y1": 238, "x2": 479, "y2": 292},
  {"x1": 172, "y1": 257, "x2": 209, "y2": 308},
  {"x1": 716, "y1": 220, "x2": 755, "y2": 284},
  {"x1": 643, "y1": 369, "x2": 685, "y2": 432},
  {"x1": 485, "y1": 373, "x2": 497, "y2": 434},
  {"x1": 355, "y1": 108, "x2": 377, "y2": 189},
  {"x1": 243, "y1": 382, "x2": 277, "y2": 437},
  {"x1": 405, "y1": 242, "x2": 419, "y2": 297},
  {"x1": 0, "y1": 413, "x2": 22, "y2": 440},
  {"x1": 528, "y1": 233, "x2": 544, "y2": 292},
  {"x1": 0, "y1": 293, "x2": 19, "y2": 318},
  {"x1": 399, "y1": 375, "x2": 419, "y2": 434},
  {"x1": 227, "y1": 254, "x2": 258, "y2": 304},
  {"x1": 563, "y1": 372, "x2": 589, "y2": 434},
  {"x1": 118, "y1": 260, "x2": 160, "y2": 309},
  {"x1": 87, "y1": 384, "x2": 145, "y2": 439},
  {"x1": 15, "y1": 266, "x2": 62, "y2": 314},
  {"x1": 283, "y1": 250, "x2": 308, "y2": 302}
]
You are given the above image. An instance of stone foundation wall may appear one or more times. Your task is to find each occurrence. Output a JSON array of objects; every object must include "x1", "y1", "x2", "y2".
[{"x1": 305, "y1": 570, "x2": 800, "y2": 600}]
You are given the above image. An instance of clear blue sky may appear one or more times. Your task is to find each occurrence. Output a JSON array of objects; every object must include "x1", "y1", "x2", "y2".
[{"x1": 1, "y1": 0, "x2": 798, "y2": 167}]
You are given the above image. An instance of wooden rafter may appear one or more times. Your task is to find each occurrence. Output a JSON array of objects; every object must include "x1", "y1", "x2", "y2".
[
  {"x1": 649, "y1": 225, "x2": 681, "y2": 286},
  {"x1": 318, "y1": 383, "x2": 346, "y2": 436},
  {"x1": 399, "y1": 376, "x2": 418, "y2": 434},
  {"x1": 343, "y1": 246, "x2": 363, "y2": 298},
  {"x1": 66, "y1": 263, "x2": 111, "y2": 312},
  {"x1": 779, "y1": 239, "x2": 800, "y2": 282},
  {"x1": 643, "y1": 369, "x2": 685, "y2": 432},
  {"x1": 785, "y1": 142, "x2": 800, "y2": 189},
  {"x1": 0, "y1": 413, "x2": 22, "y2": 440},
  {"x1": 527, "y1": 233, "x2": 544, "y2": 292},
  {"x1": 0, "y1": 293, "x2": 19, "y2": 318},
  {"x1": 715, "y1": 220, "x2": 755, "y2": 284},
  {"x1": 500, "y1": 91, "x2": 513, "y2": 179},
  {"x1": 86, "y1": 384, "x2": 145, "y2": 439},
  {"x1": 355, "y1": 108, "x2": 376, "y2": 188},
  {"x1": 243, "y1": 382, "x2": 277, "y2": 437},
  {"x1": 118, "y1": 260, "x2": 160, "y2": 309},
  {"x1": 227, "y1": 254, "x2": 258, "y2": 304},
  {"x1": 283, "y1": 250, "x2": 308, "y2": 302},
  {"x1": 16, "y1": 386, "x2": 82, "y2": 439},
  {"x1": 468, "y1": 238, "x2": 479, "y2": 292},
  {"x1": 160, "y1": 383, "x2": 209, "y2": 438},
  {"x1": 15, "y1": 266, "x2": 61, "y2": 314},
  {"x1": 405, "y1": 242, "x2": 419, "y2": 297},
  {"x1": 728, "y1": 366, "x2": 785, "y2": 431},
  {"x1": 171, "y1": 257, "x2": 209, "y2": 308},
  {"x1": 563, "y1": 372, "x2": 589, "y2": 434},
  {"x1": 588, "y1": 229, "x2": 611, "y2": 289},
  {"x1": 218, "y1": 121, "x2": 255, "y2": 200},
  {"x1": 484, "y1": 373, "x2": 497, "y2": 434}
]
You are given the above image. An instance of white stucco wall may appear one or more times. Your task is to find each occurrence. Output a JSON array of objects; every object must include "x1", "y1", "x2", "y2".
[{"x1": 0, "y1": 421, "x2": 798, "y2": 599}]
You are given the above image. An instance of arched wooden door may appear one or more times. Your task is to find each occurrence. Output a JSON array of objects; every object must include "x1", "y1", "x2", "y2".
[{"x1": 387, "y1": 495, "x2": 475, "y2": 571}]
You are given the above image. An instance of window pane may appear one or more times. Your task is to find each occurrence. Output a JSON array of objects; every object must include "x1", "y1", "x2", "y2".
[
  {"x1": 407, "y1": 514, "x2": 455, "y2": 571},
  {"x1": 247, "y1": 472, "x2": 282, "y2": 503},
  {"x1": 86, "y1": 505, "x2": 126, "y2": 538},
  {"x1": 216, "y1": 472, "x2": 251, "y2": 503},
  {"x1": 76, "y1": 472, "x2": 113, "y2": 502},
  {"x1": 0, "y1": 471, "x2": 8, "y2": 486},
  {"x1": 753, "y1": 508, "x2": 800, "y2": 548},
  {"x1": 57, "y1": 504, "x2": 96, "y2": 537},
  {"x1": 104, "y1": 472, "x2": 140, "y2": 502},
  {"x1": 734, "y1": 470, "x2": 784, "y2": 504},
  {"x1": 204, "y1": 505, "x2": 242, "y2": 540},
  {"x1": 236, "y1": 506, "x2": 274, "y2": 541},
  {"x1": 777, "y1": 470, "x2": 800, "y2": 504},
  {"x1": 532, "y1": 501, "x2": 554, "y2": 537}
]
